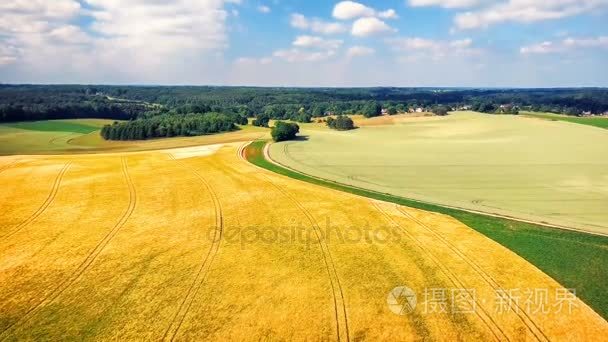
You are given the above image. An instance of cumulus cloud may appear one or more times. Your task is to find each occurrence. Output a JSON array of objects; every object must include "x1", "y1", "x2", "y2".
[
  {"x1": 0, "y1": 0, "x2": 242, "y2": 83},
  {"x1": 346, "y1": 46, "x2": 375, "y2": 57},
  {"x1": 290, "y1": 13, "x2": 348, "y2": 35},
  {"x1": 521, "y1": 36, "x2": 608, "y2": 54},
  {"x1": 454, "y1": 0, "x2": 608, "y2": 30},
  {"x1": 388, "y1": 37, "x2": 480, "y2": 60},
  {"x1": 351, "y1": 17, "x2": 395, "y2": 37},
  {"x1": 293, "y1": 36, "x2": 343, "y2": 50},
  {"x1": 333, "y1": 1, "x2": 398, "y2": 20},
  {"x1": 333, "y1": 1, "x2": 376, "y2": 20},
  {"x1": 378, "y1": 9, "x2": 399, "y2": 19},
  {"x1": 257, "y1": 5, "x2": 271, "y2": 13}
]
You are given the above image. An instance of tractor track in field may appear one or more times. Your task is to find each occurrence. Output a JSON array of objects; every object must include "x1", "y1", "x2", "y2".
[
  {"x1": 0, "y1": 156, "x2": 136, "y2": 340},
  {"x1": 372, "y1": 202, "x2": 508, "y2": 342},
  {"x1": 163, "y1": 154, "x2": 224, "y2": 342},
  {"x1": 394, "y1": 205, "x2": 549, "y2": 342},
  {"x1": 0, "y1": 159, "x2": 22, "y2": 175},
  {"x1": 258, "y1": 173, "x2": 351, "y2": 342},
  {"x1": 239, "y1": 142, "x2": 351, "y2": 341},
  {"x1": 0, "y1": 162, "x2": 72, "y2": 242}
]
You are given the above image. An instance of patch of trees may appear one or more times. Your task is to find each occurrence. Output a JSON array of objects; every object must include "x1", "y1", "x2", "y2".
[
  {"x1": 432, "y1": 106, "x2": 450, "y2": 116},
  {"x1": 271, "y1": 121, "x2": 300, "y2": 142},
  {"x1": 362, "y1": 101, "x2": 382, "y2": 118},
  {"x1": 100, "y1": 113, "x2": 238, "y2": 141},
  {"x1": 326, "y1": 115, "x2": 355, "y2": 130},
  {"x1": 252, "y1": 114, "x2": 270, "y2": 127}
]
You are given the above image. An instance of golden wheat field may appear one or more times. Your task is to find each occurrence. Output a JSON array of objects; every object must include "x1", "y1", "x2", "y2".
[{"x1": 0, "y1": 142, "x2": 606, "y2": 341}]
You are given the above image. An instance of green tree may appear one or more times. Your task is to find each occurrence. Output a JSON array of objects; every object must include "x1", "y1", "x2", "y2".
[
  {"x1": 271, "y1": 121, "x2": 300, "y2": 142},
  {"x1": 327, "y1": 115, "x2": 355, "y2": 131},
  {"x1": 362, "y1": 101, "x2": 381, "y2": 118}
]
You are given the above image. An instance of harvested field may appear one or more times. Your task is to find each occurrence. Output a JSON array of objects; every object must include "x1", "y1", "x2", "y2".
[{"x1": 0, "y1": 142, "x2": 606, "y2": 340}]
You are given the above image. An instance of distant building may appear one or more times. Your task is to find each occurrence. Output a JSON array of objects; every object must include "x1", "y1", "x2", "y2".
[
  {"x1": 415, "y1": 107, "x2": 424, "y2": 113},
  {"x1": 381, "y1": 108, "x2": 389, "y2": 115}
]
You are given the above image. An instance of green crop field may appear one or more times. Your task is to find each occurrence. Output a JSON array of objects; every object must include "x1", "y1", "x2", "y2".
[
  {"x1": 0, "y1": 120, "x2": 268, "y2": 155},
  {"x1": 269, "y1": 111, "x2": 608, "y2": 235},
  {"x1": 522, "y1": 112, "x2": 608, "y2": 129},
  {"x1": 0, "y1": 119, "x2": 114, "y2": 155}
]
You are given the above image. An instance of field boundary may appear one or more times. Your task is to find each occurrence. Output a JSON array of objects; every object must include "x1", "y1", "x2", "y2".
[
  {"x1": 242, "y1": 140, "x2": 608, "y2": 320},
  {"x1": 264, "y1": 142, "x2": 608, "y2": 238},
  {"x1": 372, "y1": 202, "x2": 509, "y2": 341},
  {"x1": 391, "y1": 204, "x2": 548, "y2": 341}
]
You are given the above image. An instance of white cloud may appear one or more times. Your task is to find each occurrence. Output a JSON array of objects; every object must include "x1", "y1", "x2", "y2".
[
  {"x1": 346, "y1": 46, "x2": 375, "y2": 57},
  {"x1": 408, "y1": 0, "x2": 482, "y2": 9},
  {"x1": 351, "y1": 17, "x2": 395, "y2": 37},
  {"x1": 520, "y1": 41, "x2": 559, "y2": 54},
  {"x1": 258, "y1": 5, "x2": 271, "y2": 13},
  {"x1": 273, "y1": 48, "x2": 337, "y2": 62},
  {"x1": 332, "y1": 1, "x2": 398, "y2": 21},
  {"x1": 290, "y1": 13, "x2": 348, "y2": 35},
  {"x1": 333, "y1": 1, "x2": 376, "y2": 20},
  {"x1": 48, "y1": 25, "x2": 93, "y2": 45},
  {"x1": 293, "y1": 36, "x2": 343, "y2": 50},
  {"x1": 291, "y1": 14, "x2": 309, "y2": 29},
  {"x1": 563, "y1": 36, "x2": 608, "y2": 48},
  {"x1": 454, "y1": 0, "x2": 608, "y2": 30},
  {"x1": 0, "y1": 43, "x2": 21, "y2": 65},
  {"x1": 378, "y1": 9, "x2": 399, "y2": 19},
  {"x1": 521, "y1": 36, "x2": 608, "y2": 54},
  {"x1": 388, "y1": 37, "x2": 480, "y2": 60},
  {"x1": 0, "y1": 0, "x2": 242, "y2": 83}
]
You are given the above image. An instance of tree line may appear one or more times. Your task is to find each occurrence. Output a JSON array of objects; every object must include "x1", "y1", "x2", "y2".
[
  {"x1": 100, "y1": 112, "x2": 243, "y2": 141},
  {"x1": 2, "y1": 85, "x2": 608, "y2": 131}
]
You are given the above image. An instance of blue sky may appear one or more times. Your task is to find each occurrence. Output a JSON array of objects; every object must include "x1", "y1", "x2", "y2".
[{"x1": 0, "y1": 1, "x2": 607, "y2": 86}]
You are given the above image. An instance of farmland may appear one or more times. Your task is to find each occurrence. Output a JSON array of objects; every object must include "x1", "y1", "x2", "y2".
[
  {"x1": 0, "y1": 142, "x2": 606, "y2": 340},
  {"x1": 0, "y1": 119, "x2": 268, "y2": 155},
  {"x1": 269, "y1": 111, "x2": 608, "y2": 235},
  {"x1": 521, "y1": 112, "x2": 608, "y2": 129}
]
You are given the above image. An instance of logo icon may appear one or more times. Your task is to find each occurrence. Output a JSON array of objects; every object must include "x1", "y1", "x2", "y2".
[{"x1": 387, "y1": 286, "x2": 417, "y2": 315}]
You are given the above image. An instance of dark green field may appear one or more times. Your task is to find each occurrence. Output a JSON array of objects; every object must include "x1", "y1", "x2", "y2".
[
  {"x1": 523, "y1": 112, "x2": 608, "y2": 129},
  {"x1": 245, "y1": 140, "x2": 608, "y2": 320},
  {"x1": 4, "y1": 120, "x2": 104, "y2": 134}
]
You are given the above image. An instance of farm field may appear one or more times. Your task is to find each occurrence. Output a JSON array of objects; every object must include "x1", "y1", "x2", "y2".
[
  {"x1": 1, "y1": 143, "x2": 606, "y2": 340},
  {"x1": 0, "y1": 120, "x2": 268, "y2": 155},
  {"x1": 522, "y1": 112, "x2": 608, "y2": 129},
  {"x1": 269, "y1": 111, "x2": 608, "y2": 235}
]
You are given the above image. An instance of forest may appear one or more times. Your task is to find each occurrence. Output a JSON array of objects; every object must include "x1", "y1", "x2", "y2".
[
  {"x1": 100, "y1": 112, "x2": 244, "y2": 141},
  {"x1": 2, "y1": 85, "x2": 608, "y2": 140}
]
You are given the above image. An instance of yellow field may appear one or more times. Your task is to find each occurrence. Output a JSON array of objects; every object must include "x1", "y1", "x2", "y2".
[{"x1": 0, "y1": 143, "x2": 606, "y2": 340}]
